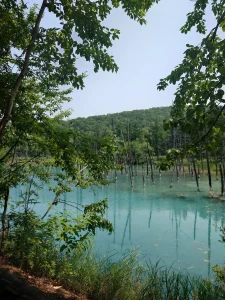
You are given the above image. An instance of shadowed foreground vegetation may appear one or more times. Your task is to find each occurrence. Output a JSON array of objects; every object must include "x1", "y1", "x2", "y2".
[{"x1": 2, "y1": 211, "x2": 225, "y2": 300}]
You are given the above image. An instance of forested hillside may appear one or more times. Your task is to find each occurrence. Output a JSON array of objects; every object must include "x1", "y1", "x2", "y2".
[{"x1": 68, "y1": 107, "x2": 171, "y2": 155}]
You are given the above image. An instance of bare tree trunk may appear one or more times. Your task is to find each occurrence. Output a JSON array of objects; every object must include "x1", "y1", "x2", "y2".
[
  {"x1": 149, "y1": 155, "x2": 154, "y2": 184},
  {"x1": 201, "y1": 152, "x2": 204, "y2": 174},
  {"x1": 0, "y1": 187, "x2": 10, "y2": 254},
  {"x1": 206, "y1": 150, "x2": 212, "y2": 191},
  {"x1": 215, "y1": 155, "x2": 218, "y2": 180},
  {"x1": 147, "y1": 144, "x2": 154, "y2": 184},
  {"x1": 146, "y1": 156, "x2": 149, "y2": 177},
  {"x1": 175, "y1": 160, "x2": 179, "y2": 180},
  {"x1": 220, "y1": 163, "x2": 224, "y2": 196},
  {"x1": 187, "y1": 156, "x2": 191, "y2": 174},
  {"x1": 197, "y1": 163, "x2": 200, "y2": 178},
  {"x1": 182, "y1": 159, "x2": 185, "y2": 174},
  {"x1": 142, "y1": 172, "x2": 145, "y2": 187},
  {"x1": 192, "y1": 156, "x2": 200, "y2": 192}
]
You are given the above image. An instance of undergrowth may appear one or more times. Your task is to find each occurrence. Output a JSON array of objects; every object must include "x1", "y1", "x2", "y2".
[{"x1": 3, "y1": 211, "x2": 225, "y2": 300}]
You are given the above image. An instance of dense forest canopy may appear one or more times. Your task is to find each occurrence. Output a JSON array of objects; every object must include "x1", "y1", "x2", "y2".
[{"x1": 68, "y1": 106, "x2": 171, "y2": 140}]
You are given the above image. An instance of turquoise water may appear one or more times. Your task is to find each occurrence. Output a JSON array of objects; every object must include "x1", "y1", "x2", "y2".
[{"x1": 11, "y1": 170, "x2": 225, "y2": 277}]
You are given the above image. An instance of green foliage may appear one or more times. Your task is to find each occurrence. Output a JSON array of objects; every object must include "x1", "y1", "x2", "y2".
[
  {"x1": 69, "y1": 107, "x2": 170, "y2": 139},
  {"x1": 140, "y1": 261, "x2": 224, "y2": 300},
  {"x1": 212, "y1": 264, "x2": 225, "y2": 288},
  {"x1": 4, "y1": 201, "x2": 225, "y2": 299},
  {"x1": 83, "y1": 198, "x2": 113, "y2": 235},
  {"x1": 156, "y1": 0, "x2": 225, "y2": 170},
  {"x1": 1, "y1": 0, "x2": 162, "y2": 254},
  {"x1": 5, "y1": 220, "x2": 225, "y2": 300},
  {"x1": 69, "y1": 107, "x2": 171, "y2": 160},
  {"x1": 213, "y1": 225, "x2": 225, "y2": 289},
  {"x1": 52, "y1": 199, "x2": 114, "y2": 253},
  {"x1": 5, "y1": 197, "x2": 113, "y2": 266},
  {"x1": 0, "y1": 0, "x2": 158, "y2": 127},
  {"x1": 5, "y1": 211, "x2": 57, "y2": 276},
  {"x1": 209, "y1": 209, "x2": 225, "y2": 292}
]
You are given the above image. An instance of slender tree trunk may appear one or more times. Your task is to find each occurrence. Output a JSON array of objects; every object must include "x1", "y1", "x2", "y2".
[
  {"x1": 175, "y1": 160, "x2": 179, "y2": 180},
  {"x1": 149, "y1": 155, "x2": 154, "y2": 184},
  {"x1": 0, "y1": 187, "x2": 10, "y2": 254},
  {"x1": 147, "y1": 144, "x2": 154, "y2": 184},
  {"x1": 206, "y1": 150, "x2": 212, "y2": 191},
  {"x1": 114, "y1": 168, "x2": 117, "y2": 181},
  {"x1": 192, "y1": 156, "x2": 200, "y2": 192},
  {"x1": 191, "y1": 166, "x2": 194, "y2": 177},
  {"x1": 200, "y1": 149, "x2": 204, "y2": 174},
  {"x1": 181, "y1": 159, "x2": 185, "y2": 174},
  {"x1": 220, "y1": 163, "x2": 224, "y2": 196},
  {"x1": 197, "y1": 163, "x2": 200, "y2": 178},
  {"x1": 41, "y1": 194, "x2": 59, "y2": 220},
  {"x1": 146, "y1": 157, "x2": 149, "y2": 177},
  {"x1": 188, "y1": 156, "x2": 191, "y2": 174},
  {"x1": 142, "y1": 172, "x2": 145, "y2": 187},
  {"x1": 215, "y1": 154, "x2": 218, "y2": 180}
]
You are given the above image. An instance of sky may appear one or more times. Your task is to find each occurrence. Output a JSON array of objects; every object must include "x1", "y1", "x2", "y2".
[{"x1": 42, "y1": 0, "x2": 216, "y2": 118}]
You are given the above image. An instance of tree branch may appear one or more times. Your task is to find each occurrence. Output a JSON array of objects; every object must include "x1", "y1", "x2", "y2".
[
  {"x1": 193, "y1": 104, "x2": 225, "y2": 146},
  {"x1": 0, "y1": 141, "x2": 18, "y2": 163},
  {"x1": 0, "y1": 0, "x2": 47, "y2": 140},
  {"x1": 41, "y1": 193, "x2": 60, "y2": 220}
]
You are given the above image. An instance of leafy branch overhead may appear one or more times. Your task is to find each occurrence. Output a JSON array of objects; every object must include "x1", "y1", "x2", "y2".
[
  {"x1": 0, "y1": 0, "x2": 160, "y2": 201},
  {"x1": 157, "y1": 0, "x2": 225, "y2": 170},
  {"x1": 0, "y1": 0, "x2": 158, "y2": 139},
  {"x1": 0, "y1": 0, "x2": 160, "y2": 253}
]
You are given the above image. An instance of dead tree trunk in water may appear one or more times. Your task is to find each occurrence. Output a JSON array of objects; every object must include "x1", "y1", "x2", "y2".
[
  {"x1": 175, "y1": 160, "x2": 179, "y2": 180},
  {"x1": 215, "y1": 154, "x2": 218, "y2": 180},
  {"x1": 146, "y1": 156, "x2": 149, "y2": 178},
  {"x1": 142, "y1": 172, "x2": 145, "y2": 187},
  {"x1": 220, "y1": 163, "x2": 224, "y2": 196},
  {"x1": 121, "y1": 129, "x2": 133, "y2": 187},
  {"x1": 200, "y1": 150, "x2": 204, "y2": 174},
  {"x1": 197, "y1": 164, "x2": 200, "y2": 178},
  {"x1": 147, "y1": 144, "x2": 155, "y2": 184},
  {"x1": 181, "y1": 159, "x2": 185, "y2": 174},
  {"x1": 187, "y1": 156, "x2": 191, "y2": 174},
  {"x1": 206, "y1": 150, "x2": 212, "y2": 191},
  {"x1": 192, "y1": 156, "x2": 200, "y2": 192}
]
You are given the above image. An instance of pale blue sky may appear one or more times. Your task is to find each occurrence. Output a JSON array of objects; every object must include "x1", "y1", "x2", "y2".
[{"x1": 41, "y1": 0, "x2": 215, "y2": 118}]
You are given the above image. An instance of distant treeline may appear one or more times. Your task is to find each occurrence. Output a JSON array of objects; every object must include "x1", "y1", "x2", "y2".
[{"x1": 68, "y1": 106, "x2": 171, "y2": 155}]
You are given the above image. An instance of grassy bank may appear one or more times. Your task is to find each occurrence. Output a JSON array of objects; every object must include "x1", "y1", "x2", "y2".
[
  {"x1": 4, "y1": 246, "x2": 225, "y2": 300},
  {"x1": 3, "y1": 213, "x2": 225, "y2": 300}
]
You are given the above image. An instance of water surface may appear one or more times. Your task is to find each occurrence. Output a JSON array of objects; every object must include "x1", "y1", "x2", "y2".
[{"x1": 12, "y1": 170, "x2": 225, "y2": 277}]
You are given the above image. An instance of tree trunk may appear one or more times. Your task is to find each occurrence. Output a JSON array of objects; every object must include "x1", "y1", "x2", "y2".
[
  {"x1": 220, "y1": 163, "x2": 224, "y2": 196},
  {"x1": 188, "y1": 156, "x2": 191, "y2": 174},
  {"x1": 215, "y1": 156, "x2": 218, "y2": 180},
  {"x1": 146, "y1": 157, "x2": 149, "y2": 177},
  {"x1": 192, "y1": 156, "x2": 200, "y2": 192},
  {"x1": 175, "y1": 160, "x2": 179, "y2": 180},
  {"x1": 0, "y1": 187, "x2": 10, "y2": 254},
  {"x1": 142, "y1": 172, "x2": 145, "y2": 187},
  {"x1": 206, "y1": 150, "x2": 212, "y2": 191},
  {"x1": 147, "y1": 144, "x2": 154, "y2": 184}
]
